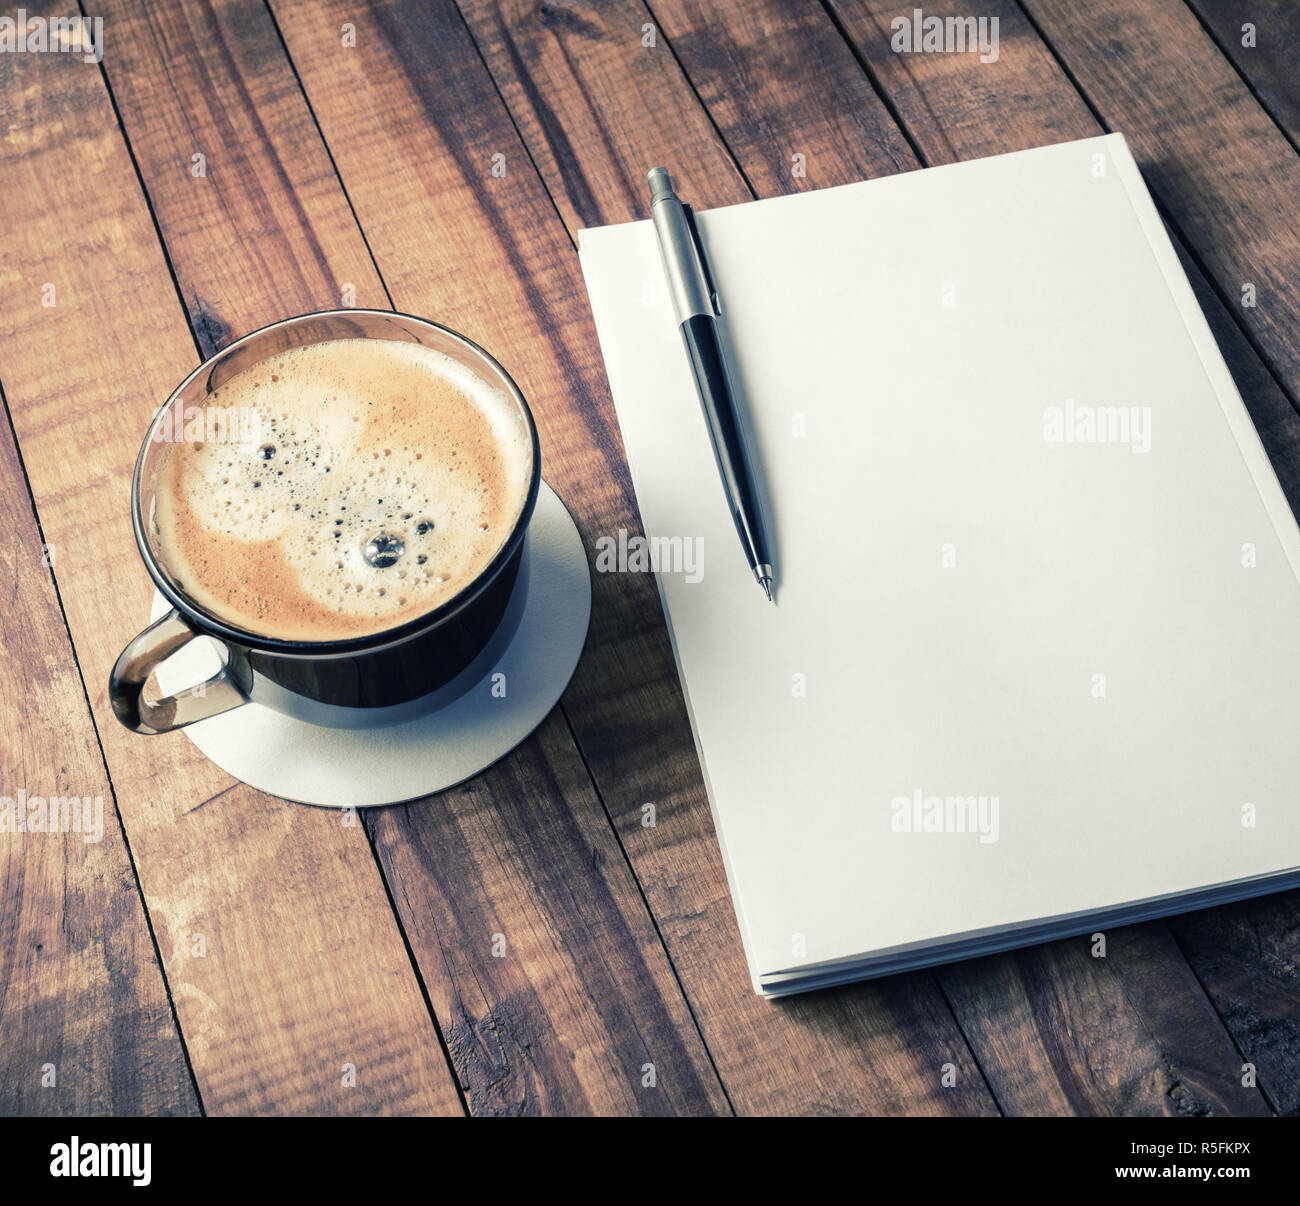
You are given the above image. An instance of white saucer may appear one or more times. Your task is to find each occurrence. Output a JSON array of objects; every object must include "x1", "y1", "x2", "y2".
[{"x1": 151, "y1": 481, "x2": 591, "y2": 807}]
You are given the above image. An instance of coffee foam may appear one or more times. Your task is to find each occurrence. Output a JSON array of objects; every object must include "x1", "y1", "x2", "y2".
[{"x1": 153, "y1": 338, "x2": 533, "y2": 641}]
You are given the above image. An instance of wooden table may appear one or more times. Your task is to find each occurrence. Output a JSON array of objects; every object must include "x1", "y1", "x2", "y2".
[{"x1": 2, "y1": 0, "x2": 1297, "y2": 1118}]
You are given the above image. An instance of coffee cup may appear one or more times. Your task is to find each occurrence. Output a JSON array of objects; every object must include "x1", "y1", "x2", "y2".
[{"x1": 110, "y1": 309, "x2": 541, "y2": 734}]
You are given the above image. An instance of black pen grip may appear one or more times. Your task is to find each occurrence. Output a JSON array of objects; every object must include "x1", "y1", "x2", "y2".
[{"x1": 680, "y1": 314, "x2": 770, "y2": 572}]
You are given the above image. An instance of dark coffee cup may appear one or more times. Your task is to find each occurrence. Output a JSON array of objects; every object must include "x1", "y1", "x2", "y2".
[{"x1": 110, "y1": 310, "x2": 541, "y2": 734}]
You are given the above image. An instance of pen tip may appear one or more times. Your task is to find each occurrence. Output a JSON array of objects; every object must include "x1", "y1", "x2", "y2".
[{"x1": 761, "y1": 579, "x2": 774, "y2": 603}]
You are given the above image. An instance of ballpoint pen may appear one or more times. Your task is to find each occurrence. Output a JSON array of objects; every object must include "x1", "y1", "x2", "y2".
[{"x1": 647, "y1": 167, "x2": 775, "y2": 602}]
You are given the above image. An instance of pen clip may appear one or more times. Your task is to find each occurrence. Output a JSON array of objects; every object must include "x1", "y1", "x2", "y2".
[{"x1": 682, "y1": 203, "x2": 721, "y2": 316}]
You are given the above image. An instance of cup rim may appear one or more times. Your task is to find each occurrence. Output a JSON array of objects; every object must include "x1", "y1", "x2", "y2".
[{"x1": 131, "y1": 308, "x2": 542, "y2": 658}]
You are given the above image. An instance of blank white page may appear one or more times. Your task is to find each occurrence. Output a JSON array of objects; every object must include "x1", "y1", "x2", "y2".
[{"x1": 578, "y1": 134, "x2": 1300, "y2": 989}]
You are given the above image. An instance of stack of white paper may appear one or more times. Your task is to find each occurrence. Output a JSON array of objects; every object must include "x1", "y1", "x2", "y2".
[{"x1": 578, "y1": 135, "x2": 1300, "y2": 996}]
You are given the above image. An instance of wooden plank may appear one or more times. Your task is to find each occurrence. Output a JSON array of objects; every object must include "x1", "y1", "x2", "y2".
[
  {"x1": 95, "y1": 0, "x2": 386, "y2": 339},
  {"x1": 1184, "y1": 1, "x2": 1300, "y2": 155},
  {"x1": 942, "y1": 925, "x2": 1269, "y2": 1116},
  {"x1": 371, "y1": 711, "x2": 729, "y2": 1115},
  {"x1": 453, "y1": 0, "x2": 912, "y2": 231},
  {"x1": 94, "y1": 0, "x2": 729, "y2": 1115},
  {"x1": 825, "y1": 0, "x2": 1089, "y2": 166},
  {"x1": 1014, "y1": 0, "x2": 1300, "y2": 402},
  {"x1": 455, "y1": 0, "x2": 1284, "y2": 1114},
  {"x1": 829, "y1": 0, "x2": 1300, "y2": 1112},
  {"x1": 272, "y1": 0, "x2": 998, "y2": 1115},
  {"x1": 1167, "y1": 897, "x2": 1300, "y2": 1117},
  {"x1": 0, "y1": 387, "x2": 199, "y2": 1116},
  {"x1": 0, "y1": 9, "x2": 462, "y2": 1117}
]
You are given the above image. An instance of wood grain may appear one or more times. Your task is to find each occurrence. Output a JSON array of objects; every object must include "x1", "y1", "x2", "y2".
[
  {"x1": 1187, "y1": 0, "x2": 1300, "y2": 150},
  {"x1": 0, "y1": 384, "x2": 199, "y2": 1116},
  {"x1": 1168, "y1": 897, "x2": 1300, "y2": 1117},
  {"x1": 644, "y1": 0, "x2": 916, "y2": 197},
  {"x1": 1016, "y1": 0, "x2": 1300, "y2": 402},
  {"x1": 271, "y1": 0, "x2": 999, "y2": 1115},
  {"x1": 91, "y1": 0, "x2": 729, "y2": 1115},
  {"x1": 0, "y1": 7, "x2": 462, "y2": 1116},
  {"x1": 942, "y1": 926, "x2": 1269, "y2": 1117},
  {"x1": 371, "y1": 711, "x2": 729, "y2": 1115},
  {"x1": 94, "y1": 0, "x2": 387, "y2": 341},
  {"x1": 455, "y1": 0, "x2": 1286, "y2": 1113}
]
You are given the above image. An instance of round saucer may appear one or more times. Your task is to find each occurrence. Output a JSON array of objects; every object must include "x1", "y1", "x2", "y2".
[{"x1": 151, "y1": 480, "x2": 591, "y2": 807}]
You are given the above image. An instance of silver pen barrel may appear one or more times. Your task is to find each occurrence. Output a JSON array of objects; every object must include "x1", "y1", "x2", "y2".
[{"x1": 647, "y1": 168, "x2": 712, "y2": 322}]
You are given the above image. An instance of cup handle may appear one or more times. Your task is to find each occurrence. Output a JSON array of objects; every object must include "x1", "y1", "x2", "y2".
[{"x1": 110, "y1": 608, "x2": 249, "y2": 734}]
